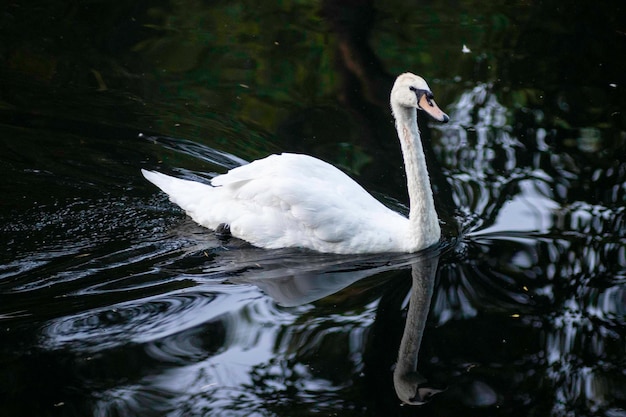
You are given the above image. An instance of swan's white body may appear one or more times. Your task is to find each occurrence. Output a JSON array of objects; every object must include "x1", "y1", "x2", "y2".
[{"x1": 143, "y1": 73, "x2": 449, "y2": 254}]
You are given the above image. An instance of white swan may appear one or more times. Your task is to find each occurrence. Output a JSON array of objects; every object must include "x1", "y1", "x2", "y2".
[{"x1": 142, "y1": 73, "x2": 449, "y2": 254}]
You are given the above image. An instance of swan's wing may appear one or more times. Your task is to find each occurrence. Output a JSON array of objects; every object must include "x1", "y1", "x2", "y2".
[
  {"x1": 210, "y1": 154, "x2": 407, "y2": 252},
  {"x1": 212, "y1": 153, "x2": 379, "y2": 208},
  {"x1": 143, "y1": 154, "x2": 407, "y2": 253}
]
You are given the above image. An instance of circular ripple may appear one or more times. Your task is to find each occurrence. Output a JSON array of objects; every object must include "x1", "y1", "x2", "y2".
[{"x1": 40, "y1": 292, "x2": 217, "y2": 352}]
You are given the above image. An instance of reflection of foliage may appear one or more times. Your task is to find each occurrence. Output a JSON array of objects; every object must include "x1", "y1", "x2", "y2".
[
  {"x1": 428, "y1": 61, "x2": 625, "y2": 413},
  {"x1": 436, "y1": 80, "x2": 625, "y2": 232},
  {"x1": 425, "y1": 227, "x2": 626, "y2": 415},
  {"x1": 2, "y1": 1, "x2": 367, "y2": 163},
  {"x1": 134, "y1": 2, "x2": 336, "y2": 125},
  {"x1": 373, "y1": 1, "x2": 529, "y2": 80}
]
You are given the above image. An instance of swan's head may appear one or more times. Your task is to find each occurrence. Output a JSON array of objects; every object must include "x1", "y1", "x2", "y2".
[{"x1": 391, "y1": 73, "x2": 449, "y2": 123}]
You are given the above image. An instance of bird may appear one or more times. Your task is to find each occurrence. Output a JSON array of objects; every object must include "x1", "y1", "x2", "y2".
[{"x1": 142, "y1": 72, "x2": 449, "y2": 254}]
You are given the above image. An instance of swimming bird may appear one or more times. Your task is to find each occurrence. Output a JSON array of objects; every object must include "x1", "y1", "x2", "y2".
[{"x1": 142, "y1": 72, "x2": 449, "y2": 254}]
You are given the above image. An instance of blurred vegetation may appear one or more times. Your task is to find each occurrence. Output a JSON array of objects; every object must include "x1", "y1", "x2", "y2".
[{"x1": 1, "y1": 0, "x2": 625, "y2": 171}]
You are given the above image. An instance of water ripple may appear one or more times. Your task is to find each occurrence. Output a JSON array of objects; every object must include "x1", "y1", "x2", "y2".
[{"x1": 39, "y1": 290, "x2": 222, "y2": 352}]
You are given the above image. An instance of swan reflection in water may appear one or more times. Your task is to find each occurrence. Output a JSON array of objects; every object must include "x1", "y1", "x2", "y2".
[
  {"x1": 393, "y1": 250, "x2": 443, "y2": 405},
  {"x1": 230, "y1": 244, "x2": 444, "y2": 405}
]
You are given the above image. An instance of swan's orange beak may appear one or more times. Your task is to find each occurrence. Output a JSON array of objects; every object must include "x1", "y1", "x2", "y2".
[{"x1": 418, "y1": 94, "x2": 449, "y2": 123}]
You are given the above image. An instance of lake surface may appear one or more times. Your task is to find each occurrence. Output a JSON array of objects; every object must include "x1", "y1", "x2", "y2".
[{"x1": 1, "y1": 1, "x2": 625, "y2": 416}]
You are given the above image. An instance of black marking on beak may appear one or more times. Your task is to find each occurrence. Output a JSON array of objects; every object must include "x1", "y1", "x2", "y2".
[
  {"x1": 409, "y1": 86, "x2": 434, "y2": 110},
  {"x1": 410, "y1": 86, "x2": 449, "y2": 123}
]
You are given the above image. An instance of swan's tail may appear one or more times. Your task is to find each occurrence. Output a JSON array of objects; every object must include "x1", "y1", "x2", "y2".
[{"x1": 141, "y1": 169, "x2": 215, "y2": 214}]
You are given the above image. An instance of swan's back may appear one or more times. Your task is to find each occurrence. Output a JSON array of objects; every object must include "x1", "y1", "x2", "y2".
[{"x1": 143, "y1": 153, "x2": 409, "y2": 253}]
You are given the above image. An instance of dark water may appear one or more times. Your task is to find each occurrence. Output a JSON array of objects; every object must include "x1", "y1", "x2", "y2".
[{"x1": 1, "y1": 1, "x2": 626, "y2": 416}]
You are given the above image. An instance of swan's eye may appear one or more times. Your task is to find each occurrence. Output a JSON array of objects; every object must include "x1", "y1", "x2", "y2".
[{"x1": 410, "y1": 87, "x2": 434, "y2": 108}]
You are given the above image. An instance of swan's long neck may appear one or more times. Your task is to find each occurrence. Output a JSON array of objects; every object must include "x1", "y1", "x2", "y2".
[{"x1": 392, "y1": 104, "x2": 441, "y2": 250}]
